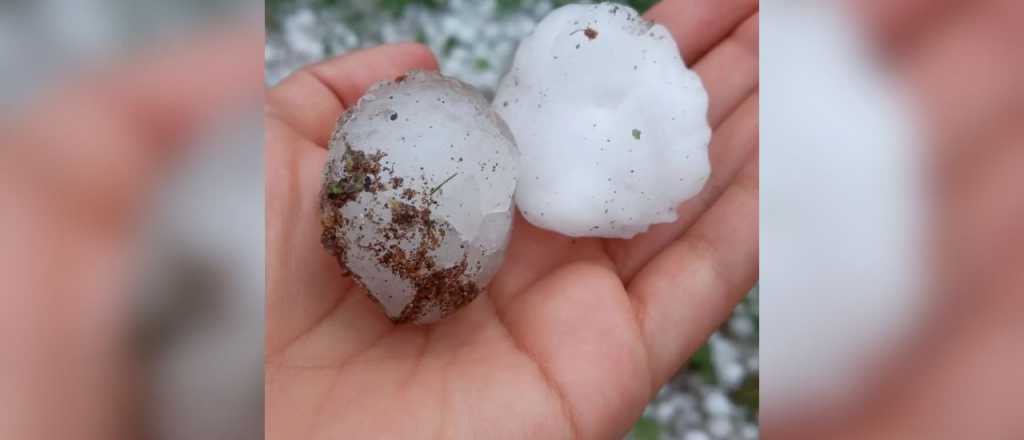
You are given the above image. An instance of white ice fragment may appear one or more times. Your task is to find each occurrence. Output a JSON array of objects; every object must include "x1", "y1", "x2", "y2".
[
  {"x1": 683, "y1": 431, "x2": 711, "y2": 440},
  {"x1": 494, "y1": 2, "x2": 710, "y2": 238},
  {"x1": 703, "y1": 391, "x2": 733, "y2": 416},
  {"x1": 321, "y1": 71, "x2": 518, "y2": 324}
]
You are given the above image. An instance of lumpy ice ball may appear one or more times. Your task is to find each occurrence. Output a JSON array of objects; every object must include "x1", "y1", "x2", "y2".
[
  {"x1": 320, "y1": 71, "x2": 518, "y2": 324},
  {"x1": 494, "y1": 2, "x2": 711, "y2": 238}
]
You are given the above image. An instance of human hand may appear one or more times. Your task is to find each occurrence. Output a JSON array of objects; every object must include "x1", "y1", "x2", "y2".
[{"x1": 264, "y1": 1, "x2": 757, "y2": 438}]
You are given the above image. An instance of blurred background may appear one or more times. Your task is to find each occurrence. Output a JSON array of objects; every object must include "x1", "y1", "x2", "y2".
[
  {"x1": 0, "y1": 0, "x2": 244, "y2": 103},
  {"x1": 265, "y1": 1, "x2": 758, "y2": 439},
  {"x1": 762, "y1": 0, "x2": 1024, "y2": 438},
  {"x1": 5, "y1": 0, "x2": 1022, "y2": 437},
  {"x1": 1, "y1": 0, "x2": 262, "y2": 439}
]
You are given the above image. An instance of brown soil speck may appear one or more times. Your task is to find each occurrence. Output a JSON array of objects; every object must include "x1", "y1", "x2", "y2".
[
  {"x1": 584, "y1": 27, "x2": 598, "y2": 40},
  {"x1": 390, "y1": 200, "x2": 430, "y2": 228},
  {"x1": 320, "y1": 145, "x2": 389, "y2": 266},
  {"x1": 325, "y1": 155, "x2": 477, "y2": 323},
  {"x1": 379, "y1": 197, "x2": 477, "y2": 323},
  {"x1": 395, "y1": 257, "x2": 479, "y2": 323},
  {"x1": 322, "y1": 147, "x2": 388, "y2": 210}
]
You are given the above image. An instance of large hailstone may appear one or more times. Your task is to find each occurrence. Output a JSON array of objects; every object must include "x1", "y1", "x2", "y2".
[
  {"x1": 494, "y1": 2, "x2": 711, "y2": 238},
  {"x1": 320, "y1": 71, "x2": 518, "y2": 324}
]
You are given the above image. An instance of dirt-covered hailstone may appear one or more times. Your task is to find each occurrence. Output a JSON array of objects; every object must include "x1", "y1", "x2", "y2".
[
  {"x1": 494, "y1": 2, "x2": 711, "y2": 238},
  {"x1": 320, "y1": 71, "x2": 518, "y2": 324}
]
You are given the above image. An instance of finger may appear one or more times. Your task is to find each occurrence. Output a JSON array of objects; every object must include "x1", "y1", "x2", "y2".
[
  {"x1": 265, "y1": 119, "x2": 397, "y2": 366},
  {"x1": 645, "y1": 0, "x2": 757, "y2": 64},
  {"x1": 265, "y1": 119, "x2": 359, "y2": 357},
  {"x1": 697, "y1": 12, "x2": 758, "y2": 128},
  {"x1": 934, "y1": 117, "x2": 1024, "y2": 307},
  {"x1": 266, "y1": 43, "x2": 438, "y2": 147},
  {"x1": 21, "y1": 23, "x2": 261, "y2": 149},
  {"x1": 10, "y1": 23, "x2": 261, "y2": 225},
  {"x1": 265, "y1": 44, "x2": 439, "y2": 361},
  {"x1": 848, "y1": 0, "x2": 962, "y2": 51},
  {"x1": 628, "y1": 159, "x2": 758, "y2": 386},
  {"x1": 609, "y1": 93, "x2": 757, "y2": 281},
  {"x1": 896, "y1": 0, "x2": 1024, "y2": 151},
  {"x1": 108, "y1": 25, "x2": 263, "y2": 146}
]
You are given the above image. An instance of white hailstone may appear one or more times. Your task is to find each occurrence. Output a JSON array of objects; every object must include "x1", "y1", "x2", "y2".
[
  {"x1": 720, "y1": 363, "x2": 746, "y2": 388},
  {"x1": 740, "y1": 424, "x2": 759, "y2": 440},
  {"x1": 678, "y1": 407, "x2": 703, "y2": 426},
  {"x1": 494, "y1": 2, "x2": 710, "y2": 238},
  {"x1": 728, "y1": 315, "x2": 755, "y2": 338},
  {"x1": 710, "y1": 335, "x2": 744, "y2": 387},
  {"x1": 682, "y1": 430, "x2": 711, "y2": 440},
  {"x1": 703, "y1": 391, "x2": 733, "y2": 416},
  {"x1": 707, "y1": 416, "x2": 734, "y2": 438},
  {"x1": 320, "y1": 70, "x2": 518, "y2": 324}
]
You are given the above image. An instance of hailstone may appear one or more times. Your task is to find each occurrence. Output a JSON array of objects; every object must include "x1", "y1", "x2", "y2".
[
  {"x1": 494, "y1": 2, "x2": 711, "y2": 238},
  {"x1": 320, "y1": 70, "x2": 518, "y2": 324}
]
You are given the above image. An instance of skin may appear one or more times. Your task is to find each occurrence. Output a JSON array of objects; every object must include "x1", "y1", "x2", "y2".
[
  {"x1": 6, "y1": 1, "x2": 1019, "y2": 437},
  {"x1": 0, "y1": 26, "x2": 260, "y2": 439},
  {"x1": 265, "y1": 1, "x2": 758, "y2": 439},
  {"x1": 767, "y1": 0, "x2": 1024, "y2": 438}
]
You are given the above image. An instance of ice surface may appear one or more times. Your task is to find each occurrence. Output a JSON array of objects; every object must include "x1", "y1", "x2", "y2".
[
  {"x1": 320, "y1": 70, "x2": 518, "y2": 324},
  {"x1": 494, "y1": 2, "x2": 711, "y2": 238}
]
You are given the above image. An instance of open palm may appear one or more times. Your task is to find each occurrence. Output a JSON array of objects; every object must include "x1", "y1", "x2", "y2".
[{"x1": 265, "y1": 1, "x2": 758, "y2": 438}]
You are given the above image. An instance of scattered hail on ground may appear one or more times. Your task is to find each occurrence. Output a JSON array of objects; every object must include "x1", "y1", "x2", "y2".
[
  {"x1": 494, "y1": 2, "x2": 711, "y2": 238},
  {"x1": 320, "y1": 70, "x2": 518, "y2": 324}
]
